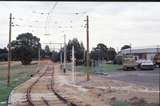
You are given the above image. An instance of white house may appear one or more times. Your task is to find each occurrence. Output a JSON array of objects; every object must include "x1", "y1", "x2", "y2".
[{"x1": 119, "y1": 46, "x2": 160, "y2": 61}]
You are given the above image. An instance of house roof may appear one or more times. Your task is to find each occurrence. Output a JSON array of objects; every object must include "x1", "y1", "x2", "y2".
[{"x1": 120, "y1": 47, "x2": 160, "y2": 54}]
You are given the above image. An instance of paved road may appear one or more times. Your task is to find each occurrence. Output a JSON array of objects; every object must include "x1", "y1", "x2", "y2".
[{"x1": 107, "y1": 68, "x2": 160, "y2": 89}]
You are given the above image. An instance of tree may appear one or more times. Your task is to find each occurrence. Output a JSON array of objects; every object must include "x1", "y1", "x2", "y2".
[
  {"x1": 121, "y1": 45, "x2": 131, "y2": 50},
  {"x1": 108, "y1": 47, "x2": 117, "y2": 60},
  {"x1": 66, "y1": 38, "x2": 85, "y2": 65},
  {"x1": 90, "y1": 43, "x2": 108, "y2": 61},
  {"x1": 0, "y1": 47, "x2": 8, "y2": 61},
  {"x1": 11, "y1": 32, "x2": 41, "y2": 65},
  {"x1": 51, "y1": 50, "x2": 59, "y2": 62},
  {"x1": 44, "y1": 45, "x2": 51, "y2": 57},
  {"x1": 90, "y1": 43, "x2": 117, "y2": 62},
  {"x1": 97, "y1": 43, "x2": 108, "y2": 60}
]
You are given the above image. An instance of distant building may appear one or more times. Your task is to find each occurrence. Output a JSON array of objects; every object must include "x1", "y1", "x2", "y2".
[{"x1": 119, "y1": 46, "x2": 160, "y2": 61}]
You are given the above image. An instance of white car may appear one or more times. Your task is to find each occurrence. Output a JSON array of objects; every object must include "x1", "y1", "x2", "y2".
[
  {"x1": 140, "y1": 60, "x2": 154, "y2": 70},
  {"x1": 136, "y1": 59, "x2": 146, "y2": 68}
]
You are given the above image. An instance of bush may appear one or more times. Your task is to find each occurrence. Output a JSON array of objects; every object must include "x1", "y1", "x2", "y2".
[{"x1": 114, "y1": 55, "x2": 123, "y2": 65}]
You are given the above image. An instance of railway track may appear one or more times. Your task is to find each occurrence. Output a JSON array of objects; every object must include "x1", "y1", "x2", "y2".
[{"x1": 25, "y1": 61, "x2": 78, "y2": 106}]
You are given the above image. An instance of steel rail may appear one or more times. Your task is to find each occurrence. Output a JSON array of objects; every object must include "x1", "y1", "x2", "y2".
[
  {"x1": 26, "y1": 66, "x2": 50, "y2": 106},
  {"x1": 50, "y1": 64, "x2": 78, "y2": 106}
]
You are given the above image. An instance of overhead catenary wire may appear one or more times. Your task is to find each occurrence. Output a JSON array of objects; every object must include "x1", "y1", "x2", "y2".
[{"x1": 44, "y1": 2, "x2": 58, "y2": 35}]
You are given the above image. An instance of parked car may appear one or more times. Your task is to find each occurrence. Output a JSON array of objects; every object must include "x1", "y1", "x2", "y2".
[
  {"x1": 136, "y1": 59, "x2": 145, "y2": 68},
  {"x1": 140, "y1": 60, "x2": 154, "y2": 70}
]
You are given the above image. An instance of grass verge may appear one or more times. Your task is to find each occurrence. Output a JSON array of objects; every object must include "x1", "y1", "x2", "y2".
[
  {"x1": 98, "y1": 64, "x2": 122, "y2": 72},
  {"x1": 0, "y1": 61, "x2": 44, "y2": 106}
]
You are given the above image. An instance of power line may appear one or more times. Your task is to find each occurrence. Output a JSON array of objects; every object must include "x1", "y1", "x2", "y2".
[{"x1": 44, "y1": 2, "x2": 58, "y2": 35}]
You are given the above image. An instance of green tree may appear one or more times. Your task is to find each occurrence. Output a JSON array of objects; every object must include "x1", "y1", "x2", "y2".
[
  {"x1": 108, "y1": 47, "x2": 117, "y2": 60},
  {"x1": 51, "y1": 50, "x2": 59, "y2": 62},
  {"x1": 0, "y1": 47, "x2": 8, "y2": 61},
  {"x1": 96, "y1": 43, "x2": 108, "y2": 60},
  {"x1": 11, "y1": 32, "x2": 41, "y2": 65},
  {"x1": 121, "y1": 45, "x2": 131, "y2": 50},
  {"x1": 44, "y1": 45, "x2": 51, "y2": 57},
  {"x1": 90, "y1": 44, "x2": 117, "y2": 61},
  {"x1": 66, "y1": 38, "x2": 85, "y2": 65}
]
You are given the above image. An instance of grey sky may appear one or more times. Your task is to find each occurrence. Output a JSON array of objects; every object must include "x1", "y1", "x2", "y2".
[{"x1": 0, "y1": 2, "x2": 160, "y2": 51}]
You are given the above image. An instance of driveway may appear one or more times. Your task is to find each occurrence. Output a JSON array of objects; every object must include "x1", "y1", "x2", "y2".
[{"x1": 106, "y1": 68, "x2": 160, "y2": 89}]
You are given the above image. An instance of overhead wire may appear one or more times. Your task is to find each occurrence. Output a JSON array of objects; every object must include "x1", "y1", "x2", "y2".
[{"x1": 44, "y1": 2, "x2": 58, "y2": 35}]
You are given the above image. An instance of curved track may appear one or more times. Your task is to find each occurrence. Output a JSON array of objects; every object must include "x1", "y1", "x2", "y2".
[{"x1": 26, "y1": 61, "x2": 78, "y2": 106}]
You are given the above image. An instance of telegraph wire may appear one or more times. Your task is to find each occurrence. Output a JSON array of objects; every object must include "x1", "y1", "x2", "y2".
[{"x1": 44, "y1": 2, "x2": 58, "y2": 35}]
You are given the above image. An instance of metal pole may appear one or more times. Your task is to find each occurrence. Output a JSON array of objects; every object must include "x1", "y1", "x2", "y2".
[
  {"x1": 7, "y1": 13, "x2": 12, "y2": 86},
  {"x1": 86, "y1": 15, "x2": 90, "y2": 81},
  {"x1": 60, "y1": 51, "x2": 62, "y2": 67},
  {"x1": 60, "y1": 44, "x2": 62, "y2": 69},
  {"x1": 157, "y1": 45, "x2": 159, "y2": 53},
  {"x1": 63, "y1": 34, "x2": 66, "y2": 73},
  {"x1": 38, "y1": 46, "x2": 40, "y2": 67},
  {"x1": 83, "y1": 49, "x2": 86, "y2": 62},
  {"x1": 72, "y1": 46, "x2": 75, "y2": 83}
]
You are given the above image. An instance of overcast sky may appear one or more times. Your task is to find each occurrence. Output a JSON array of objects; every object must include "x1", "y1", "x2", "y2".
[{"x1": 0, "y1": 2, "x2": 160, "y2": 51}]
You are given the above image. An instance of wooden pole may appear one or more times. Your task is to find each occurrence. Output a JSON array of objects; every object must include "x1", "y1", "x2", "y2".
[
  {"x1": 7, "y1": 13, "x2": 12, "y2": 86},
  {"x1": 86, "y1": 15, "x2": 90, "y2": 81}
]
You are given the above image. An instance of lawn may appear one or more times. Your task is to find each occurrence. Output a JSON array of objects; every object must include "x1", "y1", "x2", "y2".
[
  {"x1": 113, "y1": 101, "x2": 132, "y2": 106},
  {"x1": 98, "y1": 64, "x2": 122, "y2": 72},
  {"x1": 65, "y1": 63, "x2": 122, "y2": 74},
  {"x1": 0, "y1": 61, "x2": 45, "y2": 106}
]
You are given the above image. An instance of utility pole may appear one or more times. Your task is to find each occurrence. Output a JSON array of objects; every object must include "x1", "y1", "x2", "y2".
[
  {"x1": 83, "y1": 49, "x2": 85, "y2": 62},
  {"x1": 86, "y1": 15, "x2": 90, "y2": 81},
  {"x1": 7, "y1": 13, "x2": 12, "y2": 86},
  {"x1": 130, "y1": 43, "x2": 132, "y2": 55},
  {"x1": 64, "y1": 34, "x2": 66, "y2": 73}
]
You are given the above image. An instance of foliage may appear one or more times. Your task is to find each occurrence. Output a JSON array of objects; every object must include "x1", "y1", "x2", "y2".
[
  {"x1": 0, "y1": 48, "x2": 8, "y2": 61},
  {"x1": 51, "y1": 50, "x2": 59, "y2": 62},
  {"x1": 90, "y1": 43, "x2": 108, "y2": 61},
  {"x1": 11, "y1": 32, "x2": 41, "y2": 65},
  {"x1": 108, "y1": 47, "x2": 117, "y2": 60},
  {"x1": 113, "y1": 55, "x2": 123, "y2": 65},
  {"x1": 90, "y1": 43, "x2": 117, "y2": 62},
  {"x1": 121, "y1": 45, "x2": 131, "y2": 50},
  {"x1": 44, "y1": 45, "x2": 52, "y2": 57},
  {"x1": 66, "y1": 38, "x2": 85, "y2": 64}
]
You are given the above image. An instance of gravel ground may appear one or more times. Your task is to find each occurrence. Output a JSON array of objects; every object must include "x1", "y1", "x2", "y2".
[{"x1": 64, "y1": 69, "x2": 159, "y2": 105}]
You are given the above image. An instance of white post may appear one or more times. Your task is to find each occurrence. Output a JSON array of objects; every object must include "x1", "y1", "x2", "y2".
[
  {"x1": 60, "y1": 51, "x2": 62, "y2": 69},
  {"x1": 72, "y1": 46, "x2": 75, "y2": 83},
  {"x1": 38, "y1": 46, "x2": 40, "y2": 67},
  {"x1": 64, "y1": 34, "x2": 66, "y2": 73}
]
